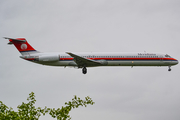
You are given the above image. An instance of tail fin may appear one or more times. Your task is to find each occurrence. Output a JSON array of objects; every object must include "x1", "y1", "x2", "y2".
[{"x1": 4, "y1": 37, "x2": 39, "y2": 55}]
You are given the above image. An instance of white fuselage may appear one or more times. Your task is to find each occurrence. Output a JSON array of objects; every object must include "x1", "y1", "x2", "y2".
[{"x1": 21, "y1": 52, "x2": 178, "y2": 67}]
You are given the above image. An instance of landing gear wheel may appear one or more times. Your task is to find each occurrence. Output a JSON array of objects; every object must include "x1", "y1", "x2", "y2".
[
  {"x1": 168, "y1": 66, "x2": 171, "y2": 71},
  {"x1": 82, "y1": 67, "x2": 87, "y2": 74}
]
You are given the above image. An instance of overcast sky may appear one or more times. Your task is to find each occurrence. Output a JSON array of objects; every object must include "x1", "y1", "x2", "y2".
[{"x1": 0, "y1": 0, "x2": 180, "y2": 120}]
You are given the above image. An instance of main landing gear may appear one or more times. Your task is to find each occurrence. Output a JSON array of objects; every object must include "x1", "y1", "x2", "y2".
[
  {"x1": 168, "y1": 66, "x2": 171, "y2": 71},
  {"x1": 82, "y1": 67, "x2": 87, "y2": 74}
]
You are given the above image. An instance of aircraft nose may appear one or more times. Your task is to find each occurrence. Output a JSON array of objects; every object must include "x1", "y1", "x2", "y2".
[
  {"x1": 176, "y1": 60, "x2": 179, "y2": 65},
  {"x1": 173, "y1": 59, "x2": 179, "y2": 65}
]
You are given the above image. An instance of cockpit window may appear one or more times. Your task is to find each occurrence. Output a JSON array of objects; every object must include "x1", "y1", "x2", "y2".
[{"x1": 165, "y1": 54, "x2": 171, "y2": 58}]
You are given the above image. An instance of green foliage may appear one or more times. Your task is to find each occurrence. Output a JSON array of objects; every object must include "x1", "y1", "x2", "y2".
[{"x1": 0, "y1": 92, "x2": 94, "y2": 120}]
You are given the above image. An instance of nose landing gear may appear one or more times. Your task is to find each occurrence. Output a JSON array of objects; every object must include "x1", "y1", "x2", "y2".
[
  {"x1": 82, "y1": 67, "x2": 87, "y2": 74},
  {"x1": 168, "y1": 66, "x2": 171, "y2": 71}
]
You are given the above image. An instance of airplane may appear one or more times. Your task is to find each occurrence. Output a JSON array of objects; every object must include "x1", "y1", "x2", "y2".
[{"x1": 4, "y1": 37, "x2": 178, "y2": 74}]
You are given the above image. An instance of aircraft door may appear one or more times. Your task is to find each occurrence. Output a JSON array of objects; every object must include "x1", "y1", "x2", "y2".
[
  {"x1": 160, "y1": 56, "x2": 163, "y2": 61},
  {"x1": 159, "y1": 56, "x2": 164, "y2": 66}
]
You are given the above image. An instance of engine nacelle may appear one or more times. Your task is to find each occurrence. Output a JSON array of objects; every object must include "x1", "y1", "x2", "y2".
[
  {"x1": 97, "y1": 60, "x2": 108, "y2": 65},
  {"x1": 38, "y1": 55, "x2": 59, "y2": 62}
]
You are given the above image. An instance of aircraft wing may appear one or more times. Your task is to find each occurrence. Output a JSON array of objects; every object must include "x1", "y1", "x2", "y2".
[{"x1": 66, "y1": 52, "x2": 101, "y2": 67}]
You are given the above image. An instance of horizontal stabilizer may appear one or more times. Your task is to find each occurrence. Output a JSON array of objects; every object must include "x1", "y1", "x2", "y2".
[{"x1": 4, "y1": 37, "x2": 26, "y2": 42}]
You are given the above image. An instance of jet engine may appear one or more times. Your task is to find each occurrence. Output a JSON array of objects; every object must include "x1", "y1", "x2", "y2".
[
  {"x1": 38, "y1": 55, "x2": 59, "y2": 62},
  {"x1": 97, "y1": 60, "x2": 108, "y2": 65}
]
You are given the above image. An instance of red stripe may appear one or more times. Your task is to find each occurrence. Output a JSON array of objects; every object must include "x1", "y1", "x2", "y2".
[
  {"x1": 25, "y1": 58, "x2": 35, "y2": 61},
  {"x1": 59, "y1": 58, "x2": 176, "y2": 61},
  {"x1": 60, "y1": 58, "x2": 73, "y2": 60}
]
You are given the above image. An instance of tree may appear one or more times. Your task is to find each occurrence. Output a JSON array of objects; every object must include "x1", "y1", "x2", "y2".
[{"x1": 0, "y1": 92, "x2": 94, "y2": 120}]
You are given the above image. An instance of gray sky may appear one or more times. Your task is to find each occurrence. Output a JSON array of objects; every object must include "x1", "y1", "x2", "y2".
[{"x1": 0, "y1": 0, "x2": 180, "y2": 120}]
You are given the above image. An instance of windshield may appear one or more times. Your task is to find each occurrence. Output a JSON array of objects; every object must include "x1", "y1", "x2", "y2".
[{"x1": 165, "y1": 54, "x2": 171, "y2": 58}]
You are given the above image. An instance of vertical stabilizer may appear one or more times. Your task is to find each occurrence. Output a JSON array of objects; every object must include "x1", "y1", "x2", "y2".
[{"x1": 4, "y1": 37, "x2": 39, "y2": 55}]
